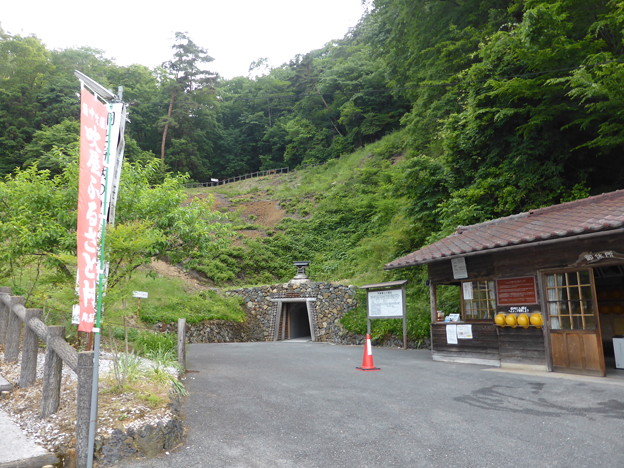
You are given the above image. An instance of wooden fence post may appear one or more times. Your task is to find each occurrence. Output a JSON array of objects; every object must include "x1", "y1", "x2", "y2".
[
  {"x1": 4, "y1": 296, "x2": 25, "y2": 362},
  {"x1": 177, "y1": 318, "x2": 186, "y2": 372},
  {"x1": 76, "y1": 351, "x2": 94, "y2": 468},
  {"x1": 42, "y1": 325, "x2": 65, "y2": 418},
  {"x1": 0, "y1": 287, "x2": 11, "y2": 345},
  {"x1": 19, "y1": 308, "x2": 42, "y2": 388}
]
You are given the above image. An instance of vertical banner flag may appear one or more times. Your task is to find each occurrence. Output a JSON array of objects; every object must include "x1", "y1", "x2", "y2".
[
  {"x1": 104, "y1": 102, "x2": 126, "y2": 225},
  {"x1": 77, "y1": 87, "x2": 108, "y2": 332}
]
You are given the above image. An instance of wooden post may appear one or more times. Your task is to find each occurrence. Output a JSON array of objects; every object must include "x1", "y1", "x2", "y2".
[
  {"x1": 177, "y1": 318, "x2": 186, "y2": 372},
  {"x1": 76, "y1": 351, "x2": 94, "y2": 468},
  {"x1": 0, "y1": 287, "x2": 12, "y2": 345},
  {"x1": 429, "y1": 282, "x2": 438, "y2": 323},
  {"x1": 42, "y1": 326, "x2": 65, "y2": 418},
  {"x1": 402, "y1": 286, "x2": 407, "y2": 350},
  {"x1": 19, "y1": 308, "x2": 41, "y2": 388},
  {"x1": 429, "y1": 282, "x2": 438, "y2": 353},
  {"x1": 4, "y1": 296, "x2": 25, "y2": 362}
]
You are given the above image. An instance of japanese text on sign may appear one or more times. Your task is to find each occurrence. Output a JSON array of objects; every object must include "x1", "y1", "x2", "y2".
[
  {"x1": 368, "y1": 289, "x2": 404, "y2": 318},
  {"x1": 76, "y1": 88, "x2": 108, "y2": 332},
  {"x1": 496, "y1": 276, "x2": 537, "y2": 306}
]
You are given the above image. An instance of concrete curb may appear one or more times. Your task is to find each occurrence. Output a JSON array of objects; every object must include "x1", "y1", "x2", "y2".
[{"x1": 0, "y1": 405, "x2": 58, "y2": 467}]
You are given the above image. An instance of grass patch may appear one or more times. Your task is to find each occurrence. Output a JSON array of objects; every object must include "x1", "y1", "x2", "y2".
[{"x1": 139, "y1": 289, "x2": 245, "y2": 324}]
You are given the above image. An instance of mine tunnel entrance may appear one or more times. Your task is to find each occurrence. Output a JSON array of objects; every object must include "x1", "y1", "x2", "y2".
[{"x1": 276, "y1": 301, "x2": 313, "y2": 341}]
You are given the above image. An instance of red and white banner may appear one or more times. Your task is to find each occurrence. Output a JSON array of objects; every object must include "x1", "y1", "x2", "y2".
[{"x1": 76, "y1": 87, "x2": 108, "y2": 332}]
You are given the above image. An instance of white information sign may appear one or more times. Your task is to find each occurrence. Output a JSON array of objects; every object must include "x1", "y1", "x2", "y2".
[
  {"x1": 72, "y1": 304, "x2": 80, "y2": 325},
  {"x1": 368, "y1": 289, "x2": 404, "y2": 318},
  {"x1": 446, "y1": 324, "x2": 458, "y2": 344},
  {"x1": 462, "y1": 282, "x2": 473, "y2": 300},
  {"x1": 132, "y1": 291, "x2": 148, "y2": 299},
  {"x1": 451, "y1": 257, "x2": 468, "y2": 279},
  {"x1": 457, "y1": 324, "x2": 473, "y2": 339}
]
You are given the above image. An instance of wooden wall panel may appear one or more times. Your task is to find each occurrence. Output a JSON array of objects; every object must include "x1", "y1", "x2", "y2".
[
  {"x1": 426, "y1": 232, "x2": 624, "y2": 284},
  {"x1": 498, "y1": 327, "x2": 546, "y2": 364},
  {"x1": 582, "y1": 333, "x2": 603, "y2": 370},
  {"x1": 431, "y1": 323, "x2": 499, "y2": 359}
]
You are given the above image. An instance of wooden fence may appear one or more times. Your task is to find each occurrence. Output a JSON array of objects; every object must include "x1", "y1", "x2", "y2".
[
  {"x1": 0, "y1": 287, "x2": 93, "y2": 467},
  {"x1": 184, "y1": 167, "x2": 289, "y2": 188},
  {"x1": 0, "y1": 287, "x2": 189, "y2": 467}
]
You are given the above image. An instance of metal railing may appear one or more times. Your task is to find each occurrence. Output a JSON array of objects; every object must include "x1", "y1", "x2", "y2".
[{"x1": 185, "y1": 167, "x2": 290, "y2": 188}]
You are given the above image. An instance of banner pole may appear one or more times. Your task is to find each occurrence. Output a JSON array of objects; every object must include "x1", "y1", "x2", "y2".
[{"x1": 86, "y1": 99, "x2": 116, "y2": 468}]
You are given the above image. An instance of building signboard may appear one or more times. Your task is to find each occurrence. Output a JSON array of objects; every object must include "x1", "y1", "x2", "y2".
[{"x1": 496, "y1": 276, "x2": 538, "y2": 306}]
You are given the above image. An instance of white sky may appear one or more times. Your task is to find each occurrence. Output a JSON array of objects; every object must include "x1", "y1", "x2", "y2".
[{"x1": 1, "y1": 1, "x2": 369, "y2": 79}]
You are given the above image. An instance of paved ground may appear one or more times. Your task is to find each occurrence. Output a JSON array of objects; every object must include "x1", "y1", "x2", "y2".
[
  {"x1": 0, "y1": 406, "x2": 58, "y2": 467},
  {"x1": 120, "y1": 342, "x2": 624, "y2": 468}
]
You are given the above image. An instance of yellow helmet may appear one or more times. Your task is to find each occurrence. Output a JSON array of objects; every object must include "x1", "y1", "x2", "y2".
[
  {"x1": 494, "y1": 313, "x2": 507, "y2": 327},
  {"x1": 505, "y1": 313, "x2": 518, "y2": 328},
  {"x1": 530, "y1": 312, "x2": 543, "y2": 328},
  {"x1": 517, "y1": 313, "x2": 530, "y2": 329}
]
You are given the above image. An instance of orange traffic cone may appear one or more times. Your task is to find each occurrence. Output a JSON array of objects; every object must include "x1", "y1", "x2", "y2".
[{"x1": 356, "y1": 334, "x2": 380, "y2": 371}]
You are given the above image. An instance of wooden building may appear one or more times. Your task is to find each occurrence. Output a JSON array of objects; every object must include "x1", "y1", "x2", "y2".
[{"x1": 385, "y1": 190, "x2": 624, "y2": 377}]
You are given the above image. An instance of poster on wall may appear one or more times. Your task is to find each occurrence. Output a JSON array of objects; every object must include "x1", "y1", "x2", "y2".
[
  {"x1": 457, "y1": 324, "x2": 473, "y2": 339},
  {"x1": 446, "y1": 324, "x2": 458, "y2": 344},
  {"x1": 451, "y1": 257, "x2": 468, "y2": 279},
  {"x1": 496, "y1": 277, "x2": 538, "y2": 305}
]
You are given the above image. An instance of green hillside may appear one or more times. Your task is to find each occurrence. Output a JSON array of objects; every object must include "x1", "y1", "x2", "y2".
[{"x1": 2, "y1": 1, "x2": 624, "y2": 344}]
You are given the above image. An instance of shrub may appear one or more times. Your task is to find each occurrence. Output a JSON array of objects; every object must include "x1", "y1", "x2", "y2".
[{"x1": 139, "y1": 290, "x2": 245, "y2": 324}]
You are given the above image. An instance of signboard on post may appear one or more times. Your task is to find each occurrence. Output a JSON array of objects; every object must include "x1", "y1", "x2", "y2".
[
  {"x1": 76, "y1": 86, "x2": 108, "y2": 333},
  {"x1": 75, "y1": 71, "x2": 127, "y2": 468},
  {"x1": 368, "y1": 289, "x2": 404, "y2": 318},
  {"x1": 360, "y1": 280, "x2": 408, "y2": 349}
]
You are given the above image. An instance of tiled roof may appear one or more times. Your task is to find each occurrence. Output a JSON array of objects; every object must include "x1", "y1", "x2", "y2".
[{"x1": 385, "y1": 190, "x2": 624, "y2": 269}]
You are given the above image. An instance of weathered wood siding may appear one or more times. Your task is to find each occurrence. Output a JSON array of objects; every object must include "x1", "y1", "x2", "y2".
[
  {"x1": 432, "y1": 323, "x2": 546, "y2": 366},
  {"x1": 431, "y1": 323, "x2": 500, "y2": 364},
  {"x1": 428, "y1": 232, "x2": 624, "y2": 284},
  {"x1": 498, "y1": 327, "x2": 545, "y2": 365}
]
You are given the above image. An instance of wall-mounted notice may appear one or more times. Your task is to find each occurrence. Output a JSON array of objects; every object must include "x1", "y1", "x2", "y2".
[
  {"x1": 451, "y1": 257, "x2": 468, "y2": 279},
  {"x1": 496, "y1": 277, "x2": 537, "y2": 305},
  {"x1": 457, "y1": 324, "x2": 473, "y2": 339},
  {"x1": 462, "y1": 282, "x2": 474, "y2": 300},
  {"x1": 368, "y1": 289, "x2": 404, "y2": 318},
  {"x1": 446, "y1": 324, "x2": 458, "y2": 344}
]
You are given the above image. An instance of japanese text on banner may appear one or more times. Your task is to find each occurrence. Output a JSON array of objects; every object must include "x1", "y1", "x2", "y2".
[{"x1": 76, "y1": 87, "x2": 108, "y2": 332}]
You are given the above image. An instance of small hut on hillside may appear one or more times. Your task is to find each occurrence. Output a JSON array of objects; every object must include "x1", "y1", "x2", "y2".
[{"x1": 385, "y1": 190, "x2": 624, "y2": 377}]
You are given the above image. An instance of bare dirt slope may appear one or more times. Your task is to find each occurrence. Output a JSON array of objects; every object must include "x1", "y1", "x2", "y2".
[{"x1": 189, "y1": 188, "x2": 287, "y2": 239}]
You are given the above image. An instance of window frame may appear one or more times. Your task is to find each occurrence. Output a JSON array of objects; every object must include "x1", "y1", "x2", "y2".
[
  {"x1": 460, "y1": 279, "x2": 497, "y2": 321},
  {"x1": 543, "y1": 269, "x2": 597, "y2": 331}
]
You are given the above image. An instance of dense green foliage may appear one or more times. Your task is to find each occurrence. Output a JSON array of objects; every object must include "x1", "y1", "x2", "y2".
[
  {"x1": 139, "y1": 290, "x2": 246, "y2": 325},
  {"x1": 2, "y1": 1, "x2": 624, "y2": 341},
  {"x1": 0, "y1": 156, "x2": 234, "y2": 320}
]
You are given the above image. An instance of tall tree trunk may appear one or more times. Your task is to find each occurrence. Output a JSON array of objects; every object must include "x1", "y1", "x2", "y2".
[
  {"x1": 161, "y1": 89, "x2": 177, "y2": 161},
  {"x1": 317, "y1": 89, "x2": 344, "y2": 137}
]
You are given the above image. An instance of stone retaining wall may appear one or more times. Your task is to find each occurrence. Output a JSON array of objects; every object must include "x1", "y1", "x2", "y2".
[
  {"x1": 225, "y1": 281, "x2": 358, "y2": 342},
  {"x1": 95, "y1": 411, "x2": 184, "y2": 466},
  {"x1": 157, "y1": 317, "x2": 265, "y2": 343}
]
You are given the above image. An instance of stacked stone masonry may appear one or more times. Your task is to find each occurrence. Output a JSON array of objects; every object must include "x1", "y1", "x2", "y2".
[{"x1": 225, "y1": 281, "x2": 358, "y2": 343}]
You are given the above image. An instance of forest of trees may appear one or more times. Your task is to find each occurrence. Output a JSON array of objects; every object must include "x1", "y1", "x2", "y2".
[
  {"x1": 1, "y1": 0, "x2": 624, "y2": 291},
  {"x1": 3, "y1": 1, "x2": 624, "y2": 196}
]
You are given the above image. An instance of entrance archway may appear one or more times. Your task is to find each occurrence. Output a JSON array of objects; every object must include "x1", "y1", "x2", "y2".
[{"x1": 272, "y1": 298, "x2": 317, "y2": 341}]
